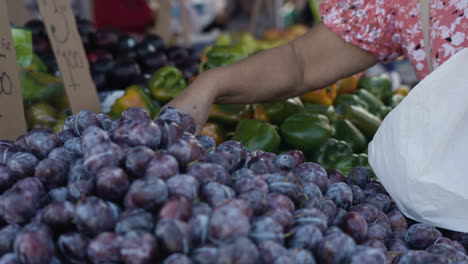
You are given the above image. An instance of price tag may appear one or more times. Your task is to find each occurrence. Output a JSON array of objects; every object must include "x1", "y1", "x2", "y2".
[
  {"x1": 37, "y1": 0, "x2": 101, "y2": 114},
  {"x1": 0, "y1": 1, "x2": 28, "y2": 140},
  {"x1": 7, "y1": 0, "x2": 32, "y2": 26}
]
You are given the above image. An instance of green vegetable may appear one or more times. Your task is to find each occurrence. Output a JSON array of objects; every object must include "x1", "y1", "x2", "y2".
[
  {"x1": 280, "y1": 112, "x2": 334, "y2": 153},
  {"x1": 12, "y1": 27, "x2": 33, "y2": 69},
  {"x1": 358, "y1": 74, "x2": 393, "y2": 104},
  {"x1": 237, "y1": 33, "x2": 258, "y2": 54},
  {"x1": 21, "y1": 69, "x2": 65, "y2": 101},
  {"x1": 331, "y1": 153, "x2": 371, "y2": 175},
  {"x1": 147, "y1": 66, "x2": 187, "y2": 103},
  {"x1": 389, "y1": 93, "x2": 405, "y2": 108},
  {"x1": 201, "y1": 44, "x2": 249, "y2": 71},
  {"x1": 110, "y1": 85, "x2": 160, "y2": 119},
  {"x1": 29, "y1": 54, "x2": 49, "y2": 73},
  {"x1": 308, "y1": 0, "x2": 322, "y2": 24},
  {"x1": 26, "y1": 102, "x2": 57, "y2": 129},
  {"x1": 261, "y1": 98, "x2": 303, "y2": 124},
  {"x1": 343, "y1": 105, "x2": 382, "y2": 141},
  {"x1": 208, "y1": 104, "x2": 252, "y2": 127},
  {"x1": 334, "y1": 119, "x2": 367, "y2": 153},
  {"x1": 334, "y1": 94, "x2": 369, "y2": 114},
  {"x1": 232, "y1": 119, "x2": 280, "y2": 153},
  {"x1": 355, "y1": 89, "x2": 388, "y2": 118},
  {"x1": 315, "y1": 138, "x2": 353, "y2": 171},
  {"x1": 303, "y1": 103, "x2": 339, "y2": 123},
  {"x1": 214, "y1": 34, "x2": 232, "y2": 46}
]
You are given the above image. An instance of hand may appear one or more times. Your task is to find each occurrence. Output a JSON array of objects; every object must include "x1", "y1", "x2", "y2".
[{"x1": 165, "y1": 71, "x2": 219, "y2": 135}]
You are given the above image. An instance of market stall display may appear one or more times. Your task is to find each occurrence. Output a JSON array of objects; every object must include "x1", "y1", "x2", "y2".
[
  {"x1": 25, "y1": 18, "x2": 201, "y2": 91},
  {"x1": 0, "y1": 107, "x2": 467, "y2": 264},
  {"x1": 97, "y1": 28, "x2": 411, "y2": 176},
  {"x1": 1, "y1": 1, "x2": 467, "y2": 263}
]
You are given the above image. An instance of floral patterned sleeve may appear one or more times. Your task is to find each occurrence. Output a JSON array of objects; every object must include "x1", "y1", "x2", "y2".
[{"x1": 320, "y1": 0, "x2": 404, "y2": 63}]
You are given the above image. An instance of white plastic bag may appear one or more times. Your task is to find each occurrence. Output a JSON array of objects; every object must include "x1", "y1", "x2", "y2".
[{"x1": 368, "y1": 48, "x2": 468, "y2": 233}]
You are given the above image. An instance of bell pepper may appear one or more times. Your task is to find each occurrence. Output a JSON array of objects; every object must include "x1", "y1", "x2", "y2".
[
  {"x1": 238, "y1": 33, "x2": 258, "y2": 54},
  {"x1": 394, "y1": 86, "x2": 410, "y2": 96},
  {"x1": 252, "y1": 104, "x2": 269, "y2": 122},
  {"x1": 53, "y1": 114, "x2": 68, "y2": 133},
  {"x1": 334, "y1": 94, "x2": 369, "y2": 114},
  {"x1": 25, "y1": 102, "x2": 57, "y2": 129},
  {"x1": 201, "y1": 122, "x2": 226, "y2": 146},
  {"x1": 200, "y1": 44, "x2": 249, "y2": 71},
  {"x1": 355, "y1": 89, "x2": 388, "y2": 118},
  {"x1": 336, "y1": 74, "x2": 362, "y2": 95},
  {"x1": 232, "y1": 119, "x2": 280, "y2": 153},
  {"x1": 315, "y1": 138, "x2": 353, "y2": 171},
  {"x1": 380, "y1": 106, "x2": 392, "y2": 119},
  {"x1": 253, "y1": 98, "x2": 303, "y2": 124},
  {"x1": 29, "y1": 54, "x2": 48, "y2": 73},
  {"x1": 300, "y1": 84, "x2": 338, "y2": 106},
  {"x1": 280, "y1": 113, "x2": 334, "y2": 153},
  {"x1": 334, "y1": 119, "x2": 367, "y2": 153},
  {"x1": 302, "y1": 103, "x2": 340, "y2": 123},
  {"x1": 214, "y1": 33, "x2": 233, "y2": 46},
  {"x1": 389, "y1": 93, "x2": 405, "y2": 108},
  {"x1": 21, "y1": 69, "x2": 65, "y2": 101},
  {"x1": 330, "y1": 153, "x2": 371, "y2": 175},
  {"x1": 303, "y1": 104, "x2": 339, "y2": 123},
  {"x1": 343, "y1": 105, "x2": 382, "y2": 141},
  {"x1": 110, "y1": 85, "x2": 160, "y2": 119},
  {"x1": 208, "y1": 104, "x2": 253, "y2": 127},
  {"x1": 147, "y1": 66, "x2": 187, "y2": 103},
  {"x1": 358, "y1": 74, "x2": 393, "y2": 104}
]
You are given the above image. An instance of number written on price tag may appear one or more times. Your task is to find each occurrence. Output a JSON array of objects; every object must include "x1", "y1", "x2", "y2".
[
  {"x1": 38, "y1": 0, "x2": 101, "y2": 114},
  {"x1": 0, "y1": 2, "x2": 28, "y2": 140}
]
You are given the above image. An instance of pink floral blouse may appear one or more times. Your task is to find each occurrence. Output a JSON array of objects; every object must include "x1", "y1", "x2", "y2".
[{"x1": 320, "y1": 0, "x2": 468, "y2": 80}]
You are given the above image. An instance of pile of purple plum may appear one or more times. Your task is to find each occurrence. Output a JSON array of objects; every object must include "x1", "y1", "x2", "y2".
[
  {"x1": 0, "y1": 106, "x2": 467, "y2": 264},
  {"x1": 25, "y1": 18, "x2": 200, "y2": 92}
]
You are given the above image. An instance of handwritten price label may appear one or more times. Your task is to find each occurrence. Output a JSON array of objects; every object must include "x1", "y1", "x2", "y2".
[
  {"x1": 38, "y1": 0, "x2": 100, "y2": 114},
  {"x1": 0, "y1": 2, "x2": 27, "y2": 140}
]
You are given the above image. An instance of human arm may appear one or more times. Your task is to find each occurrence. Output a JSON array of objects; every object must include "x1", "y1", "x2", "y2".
[{"x1": 167, "y1": 24, "x2": 378, "y2": 134}]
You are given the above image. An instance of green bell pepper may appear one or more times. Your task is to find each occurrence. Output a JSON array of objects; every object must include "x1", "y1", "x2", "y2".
[
  {"x1": 147, "y1": 66, "x2": 187, "y2": 103},
  {"x1": 260, "y1": 98, "x2": 304, "y2": 124},
  {"x1": 21, "y1": 69, "x2": 65, "y2": 102},
  {"x1": 238, "y1": 33, "x2": 258, "y2": 54},
  {"x1": 343, "y1": 105, "x2": 382, "y2": 141},
  {"x1": 303, "y1": 103, "x2": 339, "y2": 123},
  {"x1": 280, "y1": 113, "x2": 334, "y2": 153},
  {"x1": 25, "y1": 102, "x2": 57, "y2": 129},
  {"x1": 208, "y1": 104, "x2": 253, "y2": 127},
  {"x1": 29, "y1": 54, "x2": 48, "y2": 73},
  {"x1": 12, "y1": 27, "x2": 33, "y2": 69},
  {"x1": 110, "y1": 85, "x2": 160, "y2": 119},
  {"x1": 331, "y1": 153, "x2": 371, "y2": 175},
  {"x1": 389, "y1": 93, "x2": 405, "y2": 108},
  {"x1": 355, "y1": 89, "x2": 388, "y2": 118},
  {"x1": 334, "y1": 119, "x2": 367, "y2": 153},
  {"x1": 315, "y1": 138, "x2": 353, "y2": 171},
  {"x1": 334, "y1": 94, "x2": 369, "y2": 115},
  {"x1": 201, "y1": 44, "x2": 249, "y2": 71},
  {"x1": 214, "y1": 33, "x2": 232, "y2": 46},
  {"x1": 232, "y1": 119, "x2": 280, "y2": 153},
  {"x1": 358, "y1": 74, "x2": 393, "y2": 104}
]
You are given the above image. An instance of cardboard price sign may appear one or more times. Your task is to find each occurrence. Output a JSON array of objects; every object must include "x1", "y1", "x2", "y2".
[
  {"x1": 0, "y1": 1, "x2": 28, "y2": 140},
  {"x1": 38, "y1": 0, "x2": 101, "y2": 114}
]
